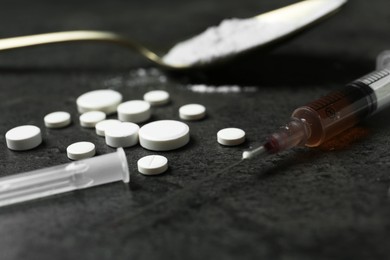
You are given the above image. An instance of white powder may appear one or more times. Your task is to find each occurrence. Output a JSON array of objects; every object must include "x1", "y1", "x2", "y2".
[
  {"x1": 162, "y1": 0, "x2": 347, "y2": 67},
  {"x1": 104, "y1": 68, "x2": 168, "y2": 89},
  {"x1": 163, "y1": 18, "x2": 289, "y2": 67},
  {"x1": 187, "y1": 84, "x2": 257, "y2": 94}
]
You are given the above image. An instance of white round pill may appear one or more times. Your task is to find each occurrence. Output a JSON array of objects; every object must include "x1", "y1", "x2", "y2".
[
  {"x1": 76, "y1": 89, "x2": 122, "y2": 115},
  {"x1": 137, "y1": 155, "x2": 168, "y2": 175},
  {"x1": 217, "y1": 128, "x2": 246, "y2": 146},
  {"x1": 5, "y1": 125, "x2": 42, "y2": 151},
  {"x1": 139, "y1": 120, "x2": 190, "y2": 151},
  {"x1": 44, "y1": 111, "x2": 71, "y2": 128},
  {"x1": 179, "y1": 104, "x2": 206, "y2": 120},
  {"x1": 117, "y1": 100, "x2": 151, "y2": 123},
  {"x1": 95, "y1": 119, "x2": 122, "y2": 136},
  {"x1": 143, "y1": 90, "x2": 170, "y2": 106},
  {"x1": 66, "y1": 141, "x2": 96, "y2": 160},
  {"x1": 105, "y1": 122, "x2": 140, "y2": 148},
  {"x1": 79, "y1": 111, "x2": 106, "y2": 128}
]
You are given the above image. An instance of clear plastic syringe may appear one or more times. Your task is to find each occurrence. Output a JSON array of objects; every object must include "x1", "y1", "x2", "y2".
[
  {"x1": 243, "y1": 68, "x2": 390, "y2": 160},
  {"x1": 0, "y1": 148, "x2": 129, "y2": 207}
]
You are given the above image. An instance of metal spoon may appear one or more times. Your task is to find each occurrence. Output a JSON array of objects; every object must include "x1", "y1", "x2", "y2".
[{"x1": 0, "y1": 0, "x2": 346, "y2": 70}]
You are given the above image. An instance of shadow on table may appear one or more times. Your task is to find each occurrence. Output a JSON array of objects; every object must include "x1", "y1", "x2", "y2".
[
  {"x1": 169, "y1": 51, "x2": 374, "y2": 87},
  {"x1": 0, "y1": 49, "x2": 374, "y2": 89}
]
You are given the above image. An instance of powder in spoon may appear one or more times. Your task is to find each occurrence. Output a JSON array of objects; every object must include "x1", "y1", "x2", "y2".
[
  {"x1": 162, "y1": 17, "x2": 283, "y2": 67},
  {"x1": 162, "y1": 0, "x2": 347, "y2": 67}
]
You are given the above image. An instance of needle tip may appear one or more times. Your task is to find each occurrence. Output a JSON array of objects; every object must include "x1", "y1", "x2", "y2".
[
  {"x1": 242, "y1": 151, "x2": 252, "y2": 160},
  {"x1": 242, "y1": 146, "x2": 267, "y2": 160}
]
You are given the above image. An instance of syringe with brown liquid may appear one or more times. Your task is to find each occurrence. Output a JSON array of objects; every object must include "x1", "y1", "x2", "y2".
[{"x1": 243, "y1": 68, "x2": 390, "y2": 159}]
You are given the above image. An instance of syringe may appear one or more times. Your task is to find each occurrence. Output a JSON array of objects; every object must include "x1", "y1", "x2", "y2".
[{"x1": 243, "y1": 68, "x2": 390, "y2": 160}]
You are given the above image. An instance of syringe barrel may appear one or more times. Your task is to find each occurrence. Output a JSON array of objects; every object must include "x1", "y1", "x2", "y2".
[
  {"x1": 292, "y1": 68, "x2": 390, "y2": 147},
  {"x1": 248, "y1": 68, "x2": 390, "y2": 158},
  {"x1": 0, "y1": 148, "x2": 129, "y2": 207}
]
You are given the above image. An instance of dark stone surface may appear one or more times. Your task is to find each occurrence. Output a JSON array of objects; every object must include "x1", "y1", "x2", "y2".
[{"x1": 1, "y1": 0, "x2": 390, "y2": 259}]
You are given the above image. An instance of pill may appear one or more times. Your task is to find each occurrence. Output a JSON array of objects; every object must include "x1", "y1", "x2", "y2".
[
  {"x1": 44, "y1": 111, "x2": 71, "y2": 128},
  {"x1": 179, "y1": 104, "x2": 206, "y2": 120},
  {"x1": 139, "y1": 120, "x2": 190, "y2": 151},
  {"x1": 95, "y1": 119, "x2": 122, "y2": 136},
  {"x1": 217, "y1": 128, "x2": 246, "y2": 146},
  {"x1": 143, "y1": 90, "x2": 170, "y2": 106},
  {"x1": 105, "y1": 122, "x2": 140, "y2": 148},
  {"x1": 117, "y1": 100, "x2": 151, "y2": 123},
  {"x1": 5, "y1": 125, "x2": 42, "y2": 151},
  {"x1": 79, "y1": 111, "x2": 106, "y2": 128},
  {"x1": 137, "y1": 155, "x2": 168, "y2": 175},
  {"x1": 76, "y1": 89, "x2": 122, "y2": 115},
  {"x1": 66, "y1": 141, "x2": 96, "y2": 160}
]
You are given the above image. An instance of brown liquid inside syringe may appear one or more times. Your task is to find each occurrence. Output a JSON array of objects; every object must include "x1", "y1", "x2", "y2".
[
  {"x1": 243, "y1": 68, "x2": 390, "y2": 160},
  {"x1": 294, "y1": 83, "x2": 376, "y2": 146},
  {"x1": 244, "y1": 80, "x2": 380, "y2": 159}
]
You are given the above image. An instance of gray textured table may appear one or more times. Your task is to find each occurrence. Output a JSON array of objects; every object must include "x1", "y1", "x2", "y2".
[{"x1": 1, "y1": 0, "x2": 390, "y2": 259}]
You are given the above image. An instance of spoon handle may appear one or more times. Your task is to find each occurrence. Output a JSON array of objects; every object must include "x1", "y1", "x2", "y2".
[{"x1": 0, "y1": 30, "x2": 166, "y2": 66}]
